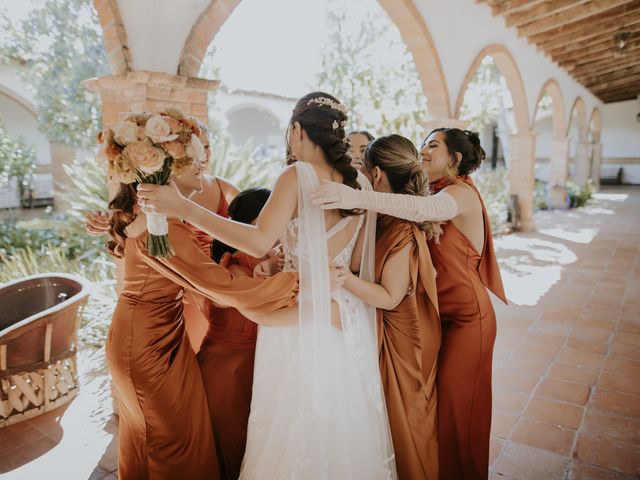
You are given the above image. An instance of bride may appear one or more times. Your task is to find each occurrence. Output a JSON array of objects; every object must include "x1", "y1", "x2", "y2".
[{"x1": 138, "y1": 92, "x2": 396, "y2": 479}]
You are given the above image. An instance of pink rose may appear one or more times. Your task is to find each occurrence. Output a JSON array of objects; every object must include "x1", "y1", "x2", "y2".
[
  {"x1": 123, "y1": 141, "x2": 166, "y2": 174},
  {"x1": 145, "y1": 115, "x2": 179, "y2": 144}
]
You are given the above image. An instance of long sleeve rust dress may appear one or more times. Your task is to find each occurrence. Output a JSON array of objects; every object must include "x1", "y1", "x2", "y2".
[
  {"x1": 198, "y1": 251, "x2": 261, "y2": 480},
  {"x1": 427, "y1": 176, "x2": 507, "y2": 480},
  {"x1": 106, "y1": 219, "x2": 298, "y2": 480},
  {"x1": 182, "y1": 179, "x2": 230, "y2": 351},
  {"x1": 375, "y1": 216, "x2": 441, "y2": 480}
]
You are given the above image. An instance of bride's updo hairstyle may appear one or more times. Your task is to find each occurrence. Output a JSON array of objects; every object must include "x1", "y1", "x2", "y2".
[
  {"x1": 289, "y1": 92, "x2": 361, "y2": 216},
  {"x1": 427, "y1": 127, "x2": 486, "y2": 176}
]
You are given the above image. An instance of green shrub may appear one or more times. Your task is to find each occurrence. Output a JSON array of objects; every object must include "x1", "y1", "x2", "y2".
[{"x1": 472, "y1": 166, "x2": 510, "y2": 234}]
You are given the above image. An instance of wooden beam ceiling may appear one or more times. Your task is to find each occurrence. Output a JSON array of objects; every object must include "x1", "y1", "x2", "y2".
[
  {"x1": 481, "y1": 0, "x2": 640, "y2": 104},
  {"x1": 516, "y1": 0, "x2": 630, "y2": 37}
]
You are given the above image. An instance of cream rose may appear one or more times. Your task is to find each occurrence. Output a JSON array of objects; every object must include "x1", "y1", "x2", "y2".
[
  {"x1": 185, "y1": 134, "x2": 205, "y2": 163},
  {"x1": 123, "y1": 141, "x2": 166, "y2": 174},
  {"x1": 145, "y1": 115, "x2": 179, "y2": 144},
  {"x1": 112, "y1": 120, "x2": 139, "y2": 145}
]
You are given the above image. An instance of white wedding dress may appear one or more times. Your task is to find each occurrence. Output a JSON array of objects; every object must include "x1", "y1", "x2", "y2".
[{"x1": 239, "y1": 162, "x2": 397, "y2": 479}]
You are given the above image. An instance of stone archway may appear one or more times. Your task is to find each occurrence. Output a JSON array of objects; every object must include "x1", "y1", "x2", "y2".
[
  {"x1": 567, "y1": 96, "x2": 590, "y2": 187},
  {"x1": 454, "y1": 44, "x2": 529, "y2": 134},
  {"x1": 533, "y1": 79, "x2": 568, "y2": 208},
  {"x1": 177, "y1": 0, "x2": 451, "y2": 120},
  {"x1": 455, "y1": 44, "x2": 535, "y2": 231}
]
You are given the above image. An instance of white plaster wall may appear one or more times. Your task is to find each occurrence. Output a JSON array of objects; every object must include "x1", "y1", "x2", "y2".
[
  {"x1": 0, "y1": 93, "x2": 52, "y2": 166},
  {"x1": 413, "y1": 0, "x2": 602, "y2": 130},
  {"x1": 117, "y1": 0, "x2": 210, "y2": 73},
  {"x1": 600, "y1": 99, "x2": 640, "y2": 185},
  {"x1": 602, "y1": 100, "x2": 640, "y2": 158}
]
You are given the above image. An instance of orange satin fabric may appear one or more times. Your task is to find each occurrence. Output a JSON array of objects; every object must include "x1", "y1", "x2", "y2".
[
  {"x1": 107, "y1": 220, "x2": 298, "y2": 480},
  {"x1": 106, "y1": 239, "x2": 218, "y2": 480},
  {"x1": 428, "y1": 177, "x2": 506, "y2": 480},
  {"x1": 375, "y1": 216, "x2": 441, "y2": 480},
  {"x1": 182, "y1": 179, "x2": 230, "y2": 351},
  {"x1": 198, "y1": 252, "x2": 261, "y2": 480}
]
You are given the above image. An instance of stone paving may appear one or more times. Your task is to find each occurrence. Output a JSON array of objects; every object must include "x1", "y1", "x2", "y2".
[{"x1": 1, "y1": 186, "x2": 639, "y2": 479}]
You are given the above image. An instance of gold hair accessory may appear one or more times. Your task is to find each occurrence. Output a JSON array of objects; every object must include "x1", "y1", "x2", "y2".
[{"x1": 307, "y1": 97, "x2": 348, "y2": 114}]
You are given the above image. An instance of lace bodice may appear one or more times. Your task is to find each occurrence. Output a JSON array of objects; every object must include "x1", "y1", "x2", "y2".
[{"x1": 280, "y1": 214, "x2": 364, "y2": 273}]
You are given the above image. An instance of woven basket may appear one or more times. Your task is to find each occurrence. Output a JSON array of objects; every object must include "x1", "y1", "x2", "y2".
[{"x1": 0, "y1": 273, "x2": 90, "y2": 428}]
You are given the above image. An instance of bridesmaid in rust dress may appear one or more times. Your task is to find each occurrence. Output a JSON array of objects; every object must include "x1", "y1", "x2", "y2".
[
  {"x1": 106, "y1": 163, "x2": 298, "y2": 480},
  {"x1": 311, "y1": 128, "x2": 507, "y2": 479},
  {"x1": 340, "y1": 135, "x2": 441, "y2": 479},
  {"x1": 201, "y1": 187, "x2": 274, "y2": 480}
]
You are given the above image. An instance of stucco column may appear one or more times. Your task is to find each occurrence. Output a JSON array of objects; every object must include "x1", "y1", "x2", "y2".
[
  {"x1": 548, "y1": 136, "x2": 570, "y2": 209},
  {"x1": 590, "y1": 142, "x2": 603, "y2": 187},
  {"x1": 509, "y1": 131, "x2": 536, "y2": 232},
  {"x1": 573, "y1": 139, "x2": 591, "y2": 187}
]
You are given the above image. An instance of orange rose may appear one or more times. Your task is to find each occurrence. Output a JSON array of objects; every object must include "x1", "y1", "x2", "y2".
[
  {"x1": 161, "y1": 140, "x2": 186, "y2": 159},
  {"x1": 111, "y1": 154, "x2": 137, "y2": 184}
]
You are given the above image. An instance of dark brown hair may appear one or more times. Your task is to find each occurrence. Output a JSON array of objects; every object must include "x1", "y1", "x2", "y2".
[
  {"x1": 106, "y1": 182, "x2": 138, "y2": 258},
  {"x1": 348, "y1": 130, "x2": 375, "y2": 142},
  {"x1": 427, "y1": 128, "x2": 486, "y2": 176},
  {"x1": 289, "y1": 92, "x2": 360, "y2": 215},
  {"x1": 210, "y1": 187, "x2": 271, "y2": 262}
]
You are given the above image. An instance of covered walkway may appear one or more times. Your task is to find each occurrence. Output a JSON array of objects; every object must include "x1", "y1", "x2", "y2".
[{"x1": 1, "y1": 187, "x2": 639, "y2": 479}]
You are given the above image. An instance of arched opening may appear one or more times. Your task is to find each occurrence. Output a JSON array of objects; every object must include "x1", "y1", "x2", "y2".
[
  {"x1": 566, "y1": 97, "x2": 587, "y2": 188},
  {"x1": 588, "y1": 108, "x2": 603, "y2": 186},
  {"x1": 455, "y1": 44, "x2": 530, "y2": 233},
  {"x1": 179, "y1": 0, "x2": 450, "y2": 119},
  {"x1": 532, "y1": 79, "x2": 566, "y2": 210}
]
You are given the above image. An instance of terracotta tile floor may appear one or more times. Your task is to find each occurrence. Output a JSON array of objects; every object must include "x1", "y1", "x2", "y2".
[{"x1": 1, "y1": 186, "x2": 639, "y2": 479}]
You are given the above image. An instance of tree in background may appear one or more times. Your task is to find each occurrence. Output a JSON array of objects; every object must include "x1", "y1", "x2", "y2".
[
  {"x1": 0, "y1": 0, "x2": 109, "y2": 149},
  {"x1": 315, "y1": 0, "x2": 429, "y2": 142},
  {"x1": 0, "y1": 121, "x2": 36, "y2": 204}
]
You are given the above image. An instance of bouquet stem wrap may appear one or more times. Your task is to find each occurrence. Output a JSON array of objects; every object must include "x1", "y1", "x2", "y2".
[{"x1": 142, "y1": 158, "x2": 174, "y2": 258}]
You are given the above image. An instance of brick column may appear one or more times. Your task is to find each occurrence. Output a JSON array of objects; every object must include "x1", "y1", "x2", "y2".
[
  {"x1": 85, "y1": 71, "x2": 219, "y2": 196},
  {"x1": 85, "y1": 71, "x2": 219, "y2": 293},
  {"x1": 574, "y1": 140, "x2": 591, "y2": 187},
  {"x1": 509, "y1": 131, "x2": 536, "y2": 232},
  {"x1": 548, "y1": 136, "x2": 570, "y2": 209}
]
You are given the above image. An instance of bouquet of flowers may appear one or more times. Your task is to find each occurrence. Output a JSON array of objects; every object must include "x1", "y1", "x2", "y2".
[{"x1": 98, "y1": 109, "x2": 206, "y2": 258}]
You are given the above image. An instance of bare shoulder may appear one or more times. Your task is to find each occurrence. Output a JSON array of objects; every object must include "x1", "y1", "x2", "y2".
[
  {"x1": 215, "y1": 176, "x2": 240, "y2": 198},
  {"x1": 275, "y1": 164, "x2": 299, "y2": 189}
]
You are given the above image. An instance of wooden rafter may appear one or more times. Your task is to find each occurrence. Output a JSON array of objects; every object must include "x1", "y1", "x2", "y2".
[
  {"x1": 516, "y1": 0, "x2": 630, "y2": 38},
  {"x1": 479, "y1": 0, "x2": 640, "y2": 103},
  {"x1": 489, "y1": 0, "x2": 547, "y2": 16},
  {"x1": 528, "y1": 1, "x2": 640, "y2": 47},
  {"x1": 505, "y1": 0, "x2": 589, "y2": 28},
  {"x1": 546, "y1": 26, "x2": 640, "y2": 58},
  {"x1": 560, "y1": 43, "x2": 640, "y2": 69}
]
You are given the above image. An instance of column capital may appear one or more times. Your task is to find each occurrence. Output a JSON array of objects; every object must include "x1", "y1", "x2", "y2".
[{"x1": 85, "y1": 70, "x2": 220, "y2": 127}]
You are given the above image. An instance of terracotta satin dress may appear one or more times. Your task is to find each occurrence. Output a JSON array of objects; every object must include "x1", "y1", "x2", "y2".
[
  {"x1": 106, "y1": 219, "x2": 298, "y2": 480},
  {"x1": 427, "y1": 176, "x2": 507, "y2": 480},
  {"x1": 198, "y1": 251, "x2": 261, "y2": 480},
  {"x1": 375, "y1": 216, "x2": 441, "y2": 480},
  {"x1": 183, "y1": 178, "x2": 230, "y2": 351}
]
